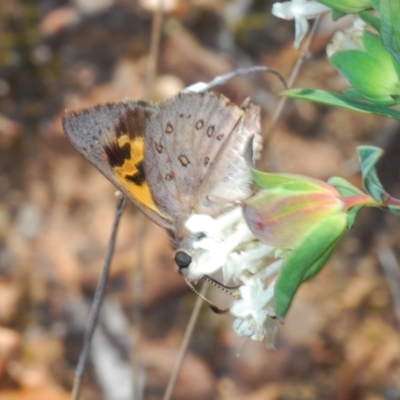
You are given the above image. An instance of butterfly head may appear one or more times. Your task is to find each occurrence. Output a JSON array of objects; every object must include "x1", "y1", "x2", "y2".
[
  {"x1": 172, "y1": 207, "x2": 251, "y2": 282},
  {"x1": 173, "y1": 247, "x2": 210, "y2": 282},
  {"x1": 174, "y1": 249, "x2": 194, "y2": 278},
  {"x1": 175, "y1": 250, "x2": 192, "y2": 271},
  {"x1": 170, "y1": 228, "x2": 209, "y2": 282}
]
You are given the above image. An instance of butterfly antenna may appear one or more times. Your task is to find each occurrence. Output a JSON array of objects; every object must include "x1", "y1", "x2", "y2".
[
  {"x1": 182, "y1": 277, "x2": 230, "y2": 314},
  {"x1": 203, "y1": 275, "x2": 240, "y2": 295}
]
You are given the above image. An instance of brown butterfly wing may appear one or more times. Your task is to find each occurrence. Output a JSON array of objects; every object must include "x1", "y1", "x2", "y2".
[
  {"x1": 196, "y1": 100, "x2": 261, "y2": 215},
  {"x1": 144, "y1": 92, "x2": 261, "y2": 221},
  {"x1": 63, "y1": 100, "x2": 174, "y2": 230}
]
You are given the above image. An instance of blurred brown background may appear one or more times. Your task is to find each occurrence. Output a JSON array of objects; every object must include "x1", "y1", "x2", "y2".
[{"x1": 1, "y1": 1, "x2": 400, "y2": 399}]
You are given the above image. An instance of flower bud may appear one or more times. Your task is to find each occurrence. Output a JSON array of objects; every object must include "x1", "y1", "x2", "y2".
[
  {"x1": 243, "y1": 173, "x2": 349, "y2": 319},
  {"x1": 329, "y1": 30, "x2": 400, "y2": 105}
]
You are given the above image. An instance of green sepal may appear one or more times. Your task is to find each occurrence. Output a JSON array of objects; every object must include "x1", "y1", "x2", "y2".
[
  {"x1": 371, "y1": 0, "x2": 380, "y2": 10},
  {"x1": 328, "y1": 176, "x2": 366, "y2": 229},
  {"x1": 282, "y1": 89, "x2": 400, "y2": 120},
  {"x1": 275, "y1": 214, "x2": 347, "y2": 320},
  {"x1": 250, "y1": 171, "x2": 334, "y2": 194},
  {"x1": 359, "y1": 10, "x2": 381, "y2": 32},
  {"x1": 328, "y1": 176, "x2": 365, "y2": 197},
  {"x1": 379, "y1": 0, "x2": 400, "y2": 66},
  {"x1": 357, "y1": 146, "x2": 385, "y2": 202},
  {"x1": 357, "y1": 146, "x2": 400, "y2": 217},
  {"x1": 388, "y1": 205, "x2": 400, "y2": 217},
  {"x1": 347, "y1": 206, "x2": 363, "y2": 229},
  {"x1": 395, "y1": 62, "x2": 400, "y2": 85},
  {"x1": 362, "y1": 31, "x2": 386, "y2": 59},
  {"x1": 332, "y1": 10, "x2": 347, "y2": 20},
  {"x1": 301, "y1": 231, "x2": 345, "y2": 281}
]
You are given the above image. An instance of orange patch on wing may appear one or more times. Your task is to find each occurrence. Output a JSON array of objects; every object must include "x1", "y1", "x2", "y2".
[{"x1": 112, "y1": 136, "x2": 167, "y2": 218}]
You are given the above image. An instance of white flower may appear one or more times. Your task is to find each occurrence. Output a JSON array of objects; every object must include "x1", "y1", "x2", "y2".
[
  {"x1": 185, "y1": 208, "x2": 256, "y2": 278},
  {"x1": 223, "y1": 243, "x2": 275, "y2": 284},
  {"x1": 326, "y1": 17, "x2": 366, "y2": 57},
  {"x1": 272, "y1": 0, "x2": 331, "y2": 48},
  {"x1": 231, "y1": 279, "x2": 278, "y2": 348},
  {"x1": 185, "y1": 207, "x2": 285, "y2": 347}
]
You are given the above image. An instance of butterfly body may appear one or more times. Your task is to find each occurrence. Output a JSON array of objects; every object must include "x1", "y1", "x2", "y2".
[{"x1": 63, "y1": 91, "x2": 261, "y2": 281}]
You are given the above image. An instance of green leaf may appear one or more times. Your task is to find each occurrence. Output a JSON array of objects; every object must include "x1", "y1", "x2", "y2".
[
  {"x1": 331, "y1": 48, "x2": 397, "y2": 105},
  {"x1": 343, "y1": 88, "x2": 370, "y2": 100},
  {"x1": 250, "y1": 171, "x2": 300, "y2": 189},
  {"x1": 362, "y1": 31, "x2": 387, "y2": 60},
  {"x1": 250, "y1": 171, "x2": 301, "y2": 189},
  {"x1": 332, "y1": 10, "x2": 347, "y2": 20},
  {"x1": 327, "y1": 177, "x2": 366, "y2": 228},
  {"x1": 359, "y1": 10, "x2": 381, "y2": 32},
  {"x1": 301, "y1": 232, "x2": 344, "y2": 281},
  {"x1": 274, "y1": 214, "x2": 347, "y2": 320},
  {"x1": 283, "y1": 89, "x2": 400, "y2": 120},
  {"x1": 347, "y1": 206, "x2": 363, "y2": 229},
  {"x1": 250, "y1": 171, "x2": 335, "y2": 194},
  {"x1": 316, "y1": 0, "x2": 373, "y2": 13},
  {"x1": 371, "y1": 0, "x2": 380, "y2": 10},
  {"x1": 357, "y1": 146, "x2": 385, "y2": 202},
  {"x1": 380, "y1": 0, "x2": 400, "y2": 66},
  {"x1": 328, "y1": 176, "x2": 365, "y2": 197},
  {"x1": 388, "y1": 205, "x2": 400, "y2": 217},
  {"x1": 388, "y1": 205, "x2": 400, "y2": 216}
]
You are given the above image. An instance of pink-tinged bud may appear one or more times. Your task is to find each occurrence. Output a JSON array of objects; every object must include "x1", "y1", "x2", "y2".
[
  {"x1": 243, "y1": 175, "x2": 346, "y2": 249},
  {"x1": 242, "y1": 173, "x2": 349, "y2": 320},
  {"x1": 229, "y1": 146, "x2": 392, "y2": 343}
]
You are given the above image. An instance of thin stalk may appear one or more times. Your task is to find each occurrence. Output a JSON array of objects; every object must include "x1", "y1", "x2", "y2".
[
  {"x1": 384, "y1": 193, "x2": 400, "y2": 207},
  {"x1": 262, "y1": 15, "x2": 322, "y2": 168},
  {"x1": 131, "y1": 213, "x2": 146, "y2": 400},
  {"x1": 377, "y1": 246, "x2": 400, "y2": 326},
  {"x1": 144, "y1": 0, "x2": 164, "y2": 101},
  {"x1": 342, "y1": 194, "x2": 377, "y2": 209},
  {"x1": 71, "y1": 194, "x2": 126, "y2": 400},
  {"x1": 162, "y1": 282, "x2": 208, "y2": 400},
  {"x1": 131, "y1": 2, "x2": 165, "y2": 398}
]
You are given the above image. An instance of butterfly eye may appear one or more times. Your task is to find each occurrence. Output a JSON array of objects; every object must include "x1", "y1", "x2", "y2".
[{"x1": 175, "y1": 251, "x2": 192, "y2": 269}]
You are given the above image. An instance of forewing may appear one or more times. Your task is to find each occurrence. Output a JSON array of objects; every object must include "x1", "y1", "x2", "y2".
[
  {"x1": 62, "y1": 100, "x2": 174, "y2": 230},
  {"x1": 144, "y1": 92, "x2": 247, "y2": 220},
  {"x1": 196, "y1": 100, "x2": 262, "y2": 215}
]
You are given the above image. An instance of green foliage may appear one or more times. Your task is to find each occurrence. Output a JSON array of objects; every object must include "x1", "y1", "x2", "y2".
[
  {"x1": 286, "y1": 1, "x2": 400, "y2": 116},
  {"x1": 379, "y1": 0, "x2": 400, "y2": 65},
  {"x1": 316, "y1": 0, "x2": 373, "y2": 13},
  {"x1": 282, "y1": 89, "x2": 400, "y2": 119},
  {"x1": 357, "y1": 146, "x2": 385, "y2": 202},
  {"x1": 275, "y1": 214, "x2": 347, "y2": 320},
  {"x1": 359, "y1": 10, "x2": 381, "y2": 31},
  {"x1": 328, "y1": 177, "x2": 366, "y2": 228}
]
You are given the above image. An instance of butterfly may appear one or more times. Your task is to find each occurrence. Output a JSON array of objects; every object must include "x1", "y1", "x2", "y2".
[{"x1": 62, "y1": 91, "x2": 261, "y2": 281}]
